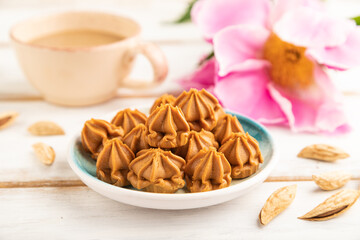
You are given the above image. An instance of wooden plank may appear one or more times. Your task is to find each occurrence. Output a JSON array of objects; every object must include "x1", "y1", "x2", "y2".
[
  {"x1": 2, "y1": 176, "x2": 360, "y2": 188},
  {"x1": 0, "y1": 0, "x2": 360, "y2": 238},
  {"x1": 0, "y1": 0, "x2": 360, "y2": 183},
  {"x1": 1, "y1": 176, "x2": 360, "y2": 188},
  {"x1": 0, "y1": 180, "x2": 85, "y2": 188},
  {"x1": 0, "y1": 95, "x2": 360, "y2": 183},
  {"x1": 0, "y1": 181, "x2": 359, "y2": 239},
  {"x1": 0, "y1": 97, "x2": 155, "y2": 182}
]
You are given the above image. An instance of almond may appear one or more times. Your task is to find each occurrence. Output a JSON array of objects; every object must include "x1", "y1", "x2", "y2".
[
  {"x1": 299, "y1": 189, "x2": 360, "y2": 221},
  {"x1": 297, "y1": 144, "x2": 349, "y2": 162},
  {"x1": 28, "y1": 121, "x2": 65, "y2": 136},
  {"x1": 32, "y1": 142, "x2": 55, "y2": 165},
  {"x1": 0, "y1": 111, "x2": 18, "y2": 130},
  {"x1": 259, "y1": 185, "x2": 297, "y2": 225},
  {"x1": 312, "y1": 171, "x2": 352, "y2": 191}
]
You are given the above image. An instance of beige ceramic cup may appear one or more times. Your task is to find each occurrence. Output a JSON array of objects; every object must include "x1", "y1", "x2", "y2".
[{"x1": 10, "y1": 11, "x2": 168, "y2": 106}]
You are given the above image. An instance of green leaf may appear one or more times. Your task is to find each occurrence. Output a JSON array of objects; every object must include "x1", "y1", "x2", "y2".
[
  {"x1": 199, "y1": 51, "x2": 214, "y2": 66},
  {"x1": 173, "y1": 0, "x2": 198, "y2": 24},
  {"x1": 352, "y1": 16, "x2": 360, "y2": 25}
]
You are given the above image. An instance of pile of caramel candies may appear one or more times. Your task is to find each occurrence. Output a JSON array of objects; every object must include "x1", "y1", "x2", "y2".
[{"x1": 81, "y1": 89, "x2": 263, "y2": 193}]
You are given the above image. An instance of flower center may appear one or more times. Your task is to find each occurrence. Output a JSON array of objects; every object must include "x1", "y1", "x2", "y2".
[{"x1": 263, "y1": 33, "x2": 314, "y2": 89}]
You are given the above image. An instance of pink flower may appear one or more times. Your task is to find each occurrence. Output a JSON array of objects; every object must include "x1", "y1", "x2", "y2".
[{"x1": 181, "y1": 0, "x2": 360, "y2": 133}]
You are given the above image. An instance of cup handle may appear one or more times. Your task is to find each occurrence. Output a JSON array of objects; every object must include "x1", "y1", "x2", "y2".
[{"x1": 121, "y1": 42, "x2": 168, "y2": 88}]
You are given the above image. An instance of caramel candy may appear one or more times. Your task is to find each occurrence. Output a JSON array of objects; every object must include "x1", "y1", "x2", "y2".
[
  {"x1": 185, "y1": 147, "x2": 231, "y2": 193},
  {"x1": 111, "y1": 108, "x2": 147, "y2": 136},
  {"x1": 219, "y1": 133, "x2": 263, "y2": 179},
  {"x1": 174, "y1": 129, "x2": 219, "y2": 161},
  {"x1": 150, "y1": 94, "x2": 176, "y2": 113},
  {"x1": 96, "y1": 138, "x2": 135, "y2": 187},
  {"x1": 173, "y1": 88, "x2": 224, "y2": 131},
  {"x1": 216, "y1": 107, "x2": 226, "y2": 121},
  {"x1": 146, "y1": 104, "x2": 190, "y2": 148},
  {"x1": 127, "y1": 148, "x2": 186, "y2": 193},
  {"x1": 123, "y1": 124, "x2": 149, "y2": 153},
  {"x1": 81, "y1": 119, "x2": 123, "y2": 159},
  {"x1": 213, "y1": 114, "x2": 244, "y2": 144}
]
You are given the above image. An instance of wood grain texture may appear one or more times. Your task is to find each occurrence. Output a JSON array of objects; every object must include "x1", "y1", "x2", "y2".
[
  {"x1": 2, "y1": 97, "x2": 360, "y2": 182},
  {"x1": 0, "y1": 181, "x2": 359, "y2": 239},
  {"x1": 0, "y1": 180, "x2": 85, "y2": 188},
  {"x1": 0, "y1": 98, "x2": 155, "y2": 182},
  {"x1": 0, "y1": 96, "x2": 360, "y2": 183},
  {"x1": 1, "y1": 0, "x2": 360, "y2": 238},
  {"x1": 1, "y1": 176, "x2": 360, "y2": 188}
]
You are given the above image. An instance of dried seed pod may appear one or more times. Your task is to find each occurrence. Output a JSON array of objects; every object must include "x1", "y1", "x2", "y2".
[
  {"x1": 0, "y1": 111, "x2": 19, "y2": 130},
  {"x1": 28, "y1": 121, "x2": 65, "y2": 136},
  {"x1": 297, "y1": 144, "x2": 349, "y2": 162},
  {"x1": 259, "y1": 185, "x2": 297, "y2": 225},
  {"x1": 312, "y1": 171, "x2": 352, "y2": 191},
  {"x1": 32, "y1": 142, "x2": 55, "y2": 165},
  {"x1": 299, "y1": 189, "x2": 360, "y2": 221}
]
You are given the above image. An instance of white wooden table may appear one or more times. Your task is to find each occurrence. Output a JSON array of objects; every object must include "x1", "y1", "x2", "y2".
[{"x1": 1, "y1": 0, "x2": 360, "y2": 239}]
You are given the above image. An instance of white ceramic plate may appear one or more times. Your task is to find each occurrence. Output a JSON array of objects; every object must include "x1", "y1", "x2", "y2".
[{"x1": 67, "y1": 107, "x2": 277, "y2": 210}]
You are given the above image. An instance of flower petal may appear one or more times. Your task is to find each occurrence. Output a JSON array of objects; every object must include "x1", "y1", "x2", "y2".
[
  {"x1": 214, "y1": 69, "x2": 286, "y2": 124},
  {"x1": 192, "y1": 0, "x2": 270, "y2": 41},
  {"x1": 273, "y1": 7, "x2": 355, "y2": 48},
  {"x1": 307, "y1": 27, "x2": 360, "y2": 70},
  {"x1": 213, "y1": 25, "x2": 270, "y2": 76},
  {"x1": 178, "y1": 58, "x2": 217, "y2": 91},
  {"x1": 270, "y1": 0, "x2": 325, "y2": 25},
  {"x1": 267, "y1": 66, "x2": 349, "y2": 133}
]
